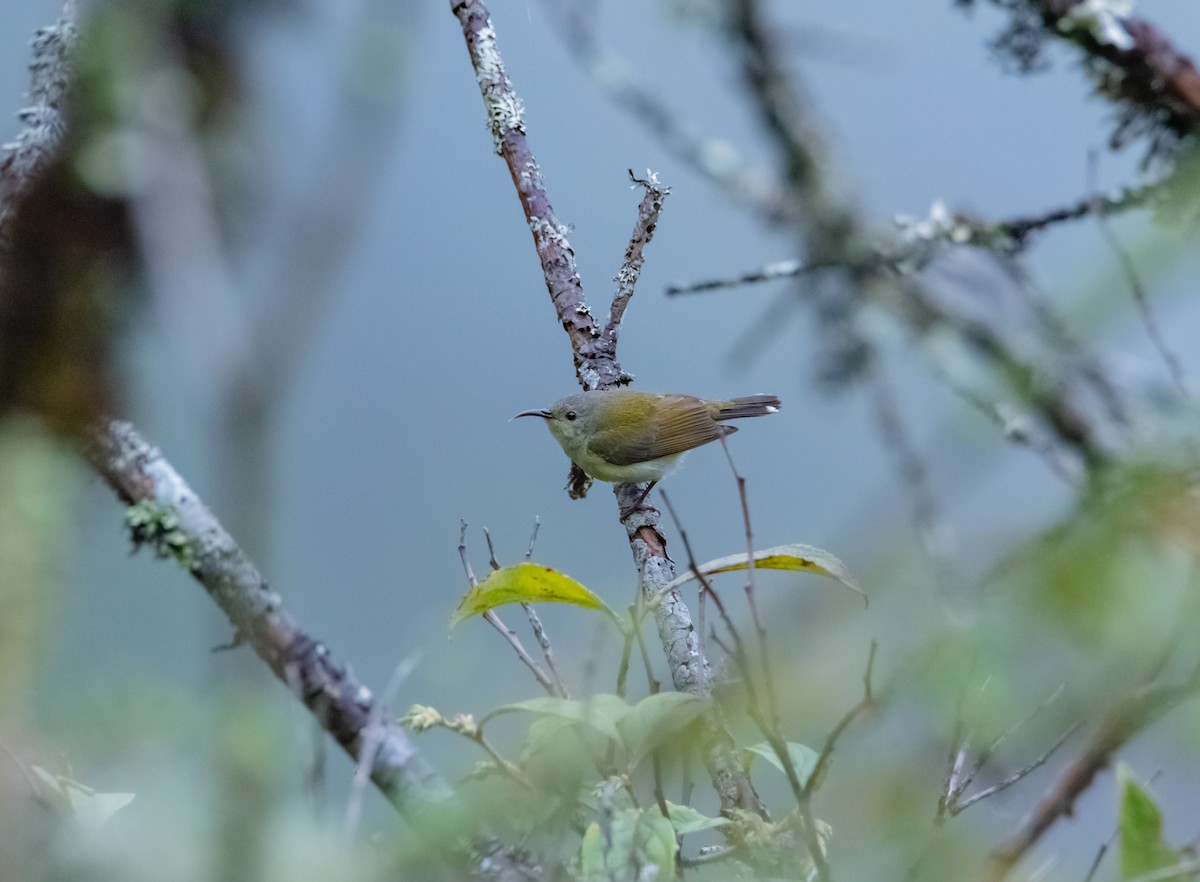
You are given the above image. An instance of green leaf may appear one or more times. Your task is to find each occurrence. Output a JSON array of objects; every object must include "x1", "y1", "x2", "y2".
[
  {"x1": 1119, "y1": 765, "x2": 1178, "y2": 880},
  {"x1": 483, "y1": 694, "x2": 630, "y2": 744},
  {"x1": 664, "y1": 543, "x2": 866, "y2": 605},
  {"x1": 450, "y1": 562, "x2": 615, "y2": 628},
  {"x1": 579, "y1": 809, "x2": 678, "y2": 882},
  {"x1": 743, "y1": 742, "x2": 819, "y2": 786},
  {"x1": 617, "y1": 692, "x2": 710, "y2": 767},
  {"x1": 30, "y1": 766, "x2": 135, "y2": 828},
  {"x1": 665, "y1": 801, "x2": 728, "y2": 836}
]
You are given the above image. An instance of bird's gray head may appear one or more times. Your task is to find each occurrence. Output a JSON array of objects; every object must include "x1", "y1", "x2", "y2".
[{"x1": 511, "y1": 393, "x2": 598, "y2": 450}]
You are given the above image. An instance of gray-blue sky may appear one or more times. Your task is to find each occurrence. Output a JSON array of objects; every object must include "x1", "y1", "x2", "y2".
[{"x1": 6, "y1": 0, "x2": 1200, "y2": 859}]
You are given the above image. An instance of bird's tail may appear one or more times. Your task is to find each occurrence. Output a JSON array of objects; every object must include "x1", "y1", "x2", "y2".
[{"x1": 712, "y1": 395, "x2": 781, "y2": 421}]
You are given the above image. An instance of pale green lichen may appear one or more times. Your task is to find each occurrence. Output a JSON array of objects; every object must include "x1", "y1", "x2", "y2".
[{"x1": 124, "y1": 499, "x2": 197, "y2": 569}]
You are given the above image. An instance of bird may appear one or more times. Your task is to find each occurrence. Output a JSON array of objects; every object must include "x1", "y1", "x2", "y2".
[{"x1": 513, "y1": 389, "x2": 780, "y2": 513}]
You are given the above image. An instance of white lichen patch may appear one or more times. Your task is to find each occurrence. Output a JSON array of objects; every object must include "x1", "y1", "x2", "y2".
[
  {"x1": 528, "y1": 215, "x2": 573, "y2": 251},
  {"x1": 578, "y1": 365, "x2": 602, "y2": 391},
  {"x1": 471, "y1": 23, "x2": 526, "y2": 153},
  {"x1": 1059, "y1": 0, "x2": 1135, "y2": 50},
  {"x1": 517, "y1": 158, "x2": 542, "y2": 190}
]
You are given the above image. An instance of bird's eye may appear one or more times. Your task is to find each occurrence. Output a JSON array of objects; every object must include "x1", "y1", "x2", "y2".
[{"x1": 565, "y1": 411, "x2": 577, "y2": 421}]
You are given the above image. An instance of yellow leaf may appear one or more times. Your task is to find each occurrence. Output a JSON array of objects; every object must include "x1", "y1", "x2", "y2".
[
  {"x1": 450, "y1": 562, "x2": 614, "y2": 628},
  {"x1": 665, "y1": 543, "x2": 866, "y2": 605}
]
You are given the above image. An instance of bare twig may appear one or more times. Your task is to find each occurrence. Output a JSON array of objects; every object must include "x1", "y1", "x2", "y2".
[
  {"x1": 984, "y1": 668, "x2": 1200, "y2": 882},
  {"x1": 524, "y1": 516, "x2": 541, "y2": 560},
  {"x1": 666, "y1": 258, "x2": 823, "y2": 296},
  {"x1": 663, "y1": 180, "x2": 1159, "y2": 286},
  {"x1": 459, "y1": 521, "x2": 557, "y2": 696},
  {"x1": 805, "y1": 640, "x2": 878, "y2": 796},
  {"x1": 615, "y1": 608, "x2": 636, "y2": 699},
  {"x1": 1092, "y1": 201, "x2": 1188, "y2": 398},
  {"x1": 658, "y1": 490, "x2": 767, "y2": 818},
  {"x1": 346, "y1": 654, "x2": 422, "y2": 834},
  {"x1": 484, "y1": 528, "x2": 568, "y2": 697},
  {"x1": 961, "y1": 685, "x2": 1067, "y2": 796},
  {"x1": 522, "y1": 603, "x2": 569, "y2": 699},
  {"x1": 662, "y1": 491, "x2": 832, "y2": 876},
  {"x1": 718, "y1": 436, "x2": 782, "y2": 735},
  {"x1": 458, "y1": 519, "x2": 479, "y2": 586},
  {"x1": 598, "y1": 170, "x2": 669, "y2": 356},
  {"x1": 953, "y1": 721, "x2": 1081, "y2": 815},
  {"x1": 482, "y1": 527, "x2": 501, "y2": 571},
  {"x1": 483, "y1": 611, "x2": 557, "y2": 697}
]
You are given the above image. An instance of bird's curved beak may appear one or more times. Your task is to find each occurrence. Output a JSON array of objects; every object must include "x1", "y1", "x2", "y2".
[{"x1": 511, "y1": 409, "x2": 551, "y2": 421}]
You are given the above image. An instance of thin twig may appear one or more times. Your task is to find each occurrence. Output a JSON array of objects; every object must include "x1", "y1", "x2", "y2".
[
  {"x1": 662, "y1": 489, "x2": 828, "y2": 871},
  {"x1": 953, "y1": 721, "x2": 1081, "y2": 815},
  {"x1": 984, "y1": 667, "x2": 1200, "y2": 882},
  {"x1": 521, "y1": 603, "x2": 569, "y2": 698},
  {"x1": 713, "y1": 438, "x2": 827, "y2": 874},
  {"x1": 469, "y1": 727, "x2": 534, "y2": 791},
  {"x1": 482, "y1": 526, "x2": 568, "y2": 696},
  {"x1": 460, "y1": 521, "x2": 556, "y2": 695},
  {"x1": 458, "y1": 519, "x2": 478, "y2": 586},
  {"x1": 962, "y1": 685, "x2": 1067, "y2": 796},
  {"x1": 85, "y1": 420, "x2": 455, "y2": 816},
  {"x1": 599, "y1": 170, "x2": 669, "y2": 356},
  {"x1": 483, "y1": 610, "x2": 557, "y2": 697},
  {"x1": 1092, "y1": 201, "x2": 1188, "y2": 398},
  {"x1": 718, "y1": 436, "x2": 782, "y2": 735},
  {"x1": 346, "y1": 654, "x2": 422, "y2": 834},
  {"x1": 805, "y1": 640, "x2": 878, "y2": 796},
  {"x1": 665, "y1": 180, "x2": 1163, "y2": 297},
  {"x1": 615, "y1": 608, "x2": 636, "y2": 699},
  {"x1": 482, "y1": 526, "x2": 501, "y2": 571},
  {"x1": 524, "y1": 516, "x2": 541, "y2": 560}
]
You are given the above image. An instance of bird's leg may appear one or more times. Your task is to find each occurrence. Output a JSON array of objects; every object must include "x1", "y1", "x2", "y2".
[{"x1": 620, "y1": 481, "x2": 657, "y2": 520}]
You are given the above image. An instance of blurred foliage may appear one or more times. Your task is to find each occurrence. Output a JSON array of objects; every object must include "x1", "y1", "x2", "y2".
[
  {"x1": 1, "y1": 0, "x2": 1200, "y2": 880},
  {"x1": 0, "y1": 419, "x2": 76, "y2": 719}
]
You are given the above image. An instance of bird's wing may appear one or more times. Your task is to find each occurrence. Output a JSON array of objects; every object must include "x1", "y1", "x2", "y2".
[{"x1": 588, "y1": 395, "x2": 734, "y2": 466}]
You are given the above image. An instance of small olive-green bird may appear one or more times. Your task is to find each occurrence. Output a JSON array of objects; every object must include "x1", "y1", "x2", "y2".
[{"x1": 513, "y1": 390, "x2": 781, "y2": 491}]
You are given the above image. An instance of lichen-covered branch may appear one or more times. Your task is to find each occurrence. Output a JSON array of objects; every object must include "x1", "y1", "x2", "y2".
[
  {"x1": 85, "y1": 419, "x2": 455, "y2": 815},
  {"x1": 0, "y1": 0, "x2": 76, "y2": 256},
  {"x1": 451, "y1": 0, "x2": 620, "y2": 391},
  {"x1": 598, "y1": 170, "x2": 668, "y2": 358}
]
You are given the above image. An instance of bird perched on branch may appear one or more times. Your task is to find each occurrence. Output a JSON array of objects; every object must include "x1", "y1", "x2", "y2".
[{"x1": 514, "y1": 389, "x2": 780, "y2": 513}]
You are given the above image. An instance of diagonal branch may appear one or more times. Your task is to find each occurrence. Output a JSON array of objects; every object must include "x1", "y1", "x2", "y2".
[
  {"x1": 983, "y1": 667, "x2": 1200, "y2": 882},
  {"x1": 0, "y1": 0, "x2": 76, "y2": 255},
  {"x1": 85, "y1": 419, "x2": 455, "y2": 815},
  {"x1": 982, "y1": 0, "x2": 1200, "y2": 143}
]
